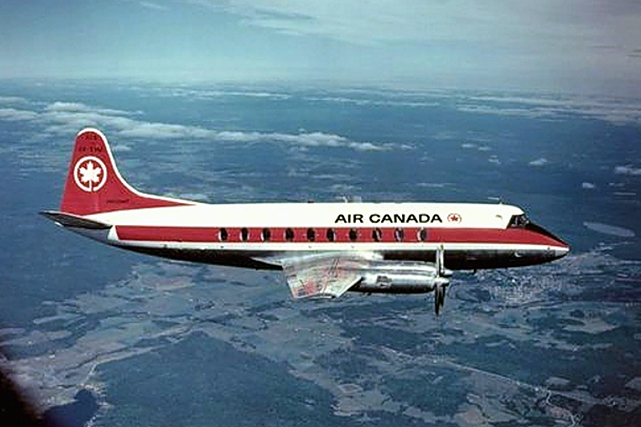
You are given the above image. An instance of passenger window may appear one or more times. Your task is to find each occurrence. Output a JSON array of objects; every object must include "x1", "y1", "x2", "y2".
[
  {"x1": 394, "y1": 228, "x2": 404, "y2": 242},
  {"x1": 219, "y1": 228, "x2": 228, "y2": 242},
  {"x1": 285, "y1": 228, "x2": 295, "y2": 241},
  {"x1": 349, "y1": 228, "x2": 358, "y2": 242},
  {"x1": 306, "y1": 228, "x2": 315, "y2": 242},
  {"x1": 372, "y1": 228, "x2": 382, "y2": 242},
  {"x1": 418, "y1": 228, "x2": 428, "y2": 242},
  {"x1": 326, "y1": 228, "x2": 336, "y2": 242},
  {"x1": 261, "y1": 228, "x2": 271, "y2": 241},
  {"x1": 240, "y1": 227, "x2": 249, "y2": 241}
]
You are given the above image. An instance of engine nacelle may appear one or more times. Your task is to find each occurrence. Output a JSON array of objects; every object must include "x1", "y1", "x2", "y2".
[{"x1": 352, "y1": 261, "x2": 450, "y2": 294}]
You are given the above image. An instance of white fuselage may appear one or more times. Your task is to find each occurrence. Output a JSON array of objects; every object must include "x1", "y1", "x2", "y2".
[{"x1": 80, "y1": 202, "x2": 568, "y2": 271}]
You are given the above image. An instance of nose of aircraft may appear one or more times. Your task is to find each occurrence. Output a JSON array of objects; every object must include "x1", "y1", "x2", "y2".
[
  {"x1": 553, "y1": 244, "x2": 570, "y2": 259},
  {"x1": 525, "y1": 221, "x2": 570, "y2": 260}
]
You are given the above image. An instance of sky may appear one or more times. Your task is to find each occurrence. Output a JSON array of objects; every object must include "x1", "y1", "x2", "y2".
[{"x1": 0, "y1": 0, "x2": 640, "y2": 95}]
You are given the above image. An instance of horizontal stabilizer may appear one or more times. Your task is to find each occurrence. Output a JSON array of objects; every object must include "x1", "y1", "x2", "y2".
[{"x1": 40, "y1": 211, "x2": 111, "y2": 230}]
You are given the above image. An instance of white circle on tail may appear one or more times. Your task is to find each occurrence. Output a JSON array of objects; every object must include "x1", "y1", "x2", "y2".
[{"x1": 73, "y1": 156, "x2": 108, "y2": 192}]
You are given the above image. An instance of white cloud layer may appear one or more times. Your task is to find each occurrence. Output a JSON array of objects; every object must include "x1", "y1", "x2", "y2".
[
  {"x1": 529, "y1": 158, "x2": 549, "y2": 167},
  {"x1": 583, "y1": 221, "x2": 635, "y2": 238},
  {"x1": 0, "y1": 96, "x2": 28, "y2": 104},
  {"x1": 139, "y1": 1, "x2": 169, "y2": 11},
  {"x1": 3, "y1": 100, "x2": 390, "y2": 152},
  {"x1": 0, "y1": 108, "x2": 38, "y2": 121},
  {"x1": 457, "y1": 94, "x2": 641, "y2": 125},
  {"x1": 614, "y1": 165, "x2": 641, "y2": 176}
]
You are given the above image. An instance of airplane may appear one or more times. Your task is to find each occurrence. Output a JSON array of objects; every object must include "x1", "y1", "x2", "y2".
[{"x1": 41, "y1": 128, "x2": 570, "y2": 315}]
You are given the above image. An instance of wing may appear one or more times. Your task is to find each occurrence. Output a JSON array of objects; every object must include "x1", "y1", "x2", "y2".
[{"x1": 280, "y1": 254, "x2": 370, "y2": 299}]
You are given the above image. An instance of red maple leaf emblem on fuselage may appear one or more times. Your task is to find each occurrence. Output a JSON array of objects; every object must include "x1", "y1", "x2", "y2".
[{"x1": 447, "y1": 213, "x2": 462, "y2": 223}]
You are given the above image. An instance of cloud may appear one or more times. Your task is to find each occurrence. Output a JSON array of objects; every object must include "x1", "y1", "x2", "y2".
[
  {"x1": 0, "y1": 108, "x2": 38, "y2": 121},
  {"x1": 457, "y1": 93, "x2": 641, "y2": 125},
  {"x1": 117, "y1": 121, "x2": 389, "y2": 151},
  {"x1": 117, "y1": 122, "x2": 213, "y2": 139},
  {"x1": 614, "y1": 165, "x2": 641, "y2": 176},
  {"x1": 461, "y1": 142, "x2": 492, "y2": 152},
  {"x1": 582, "y1": 182, "x2": 596, "y2": 189},
  {"x1": 583, "y1": 221, "x2": 635, "y2": 238},
  {"x1": 2, "y1": 99, "x2": 391, "y2": 152},
  {"x1": 303, "y1": 95, "x2": 439, "y2": 108},
  {"x1": 111, "y1": 144, "x2": 133, "y2": 152},
  {"x1": 456, "y1": 104, "x2": 560, "y2": 120},
  {"x1": 139, "y1": 1, "x2": 169, "y2": 11},
  {"x1": 0, "y1": 96, "x2": 28, "y2": 104},
  {"x1": 45, "y1": 102, "x2": 134, "y2": 117},
  {"x1": 217, "y1": 91, "x2": 291, "y2": 100},
  {"x1": 529, "y1": 158, "x2": 548, "y2": 167},
  {"x1": 159, "y1": 88, "x2": 291, "y2": 101}
]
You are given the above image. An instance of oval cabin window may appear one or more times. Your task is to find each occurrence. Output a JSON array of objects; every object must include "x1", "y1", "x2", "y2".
[
  {"x1": 418, "y1": 228, "x2": 428, "y2": 242},
  {"x1": 306, "y1": 228, "x2": 315, "y2": 242},
  {"x1": 261, "y1": 228, "x2": 271, "y2": 241},
  {"x1": 219, "y1": 228, "x2": 228, "y2": 242},
  {"x1": 240, "y1": 228, "x2": 249, "y2": 241},
  {"x1": 285, "y1": 228, "x2": 295, "y2": 241},
  {"x1": 326, "y1": 228, "x2": 336, "y2": 242},
  {"x1": 372, "y1": 228, "x2": 382, "y2": 242},
  {"x1": 394, "y1": 228, "x2": 404, "y2": 242},
  {"x1": 349, "y1": 228, "x2": 358, "y2": 242}
]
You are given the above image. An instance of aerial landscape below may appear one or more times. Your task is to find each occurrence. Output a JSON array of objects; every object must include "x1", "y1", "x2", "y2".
[{"x1": 0, "y1": 80, "x2": 639, "y2": 426}]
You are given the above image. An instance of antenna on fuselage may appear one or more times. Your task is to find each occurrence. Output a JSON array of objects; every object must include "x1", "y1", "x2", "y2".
[{"x1": 340, "y1": 195, "x2": 363, "y2": 203}]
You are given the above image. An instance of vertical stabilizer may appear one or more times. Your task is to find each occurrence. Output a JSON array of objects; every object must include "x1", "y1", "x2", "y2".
[{"x1": 59, "y1": 128, "x2": 188, "y2": 216}]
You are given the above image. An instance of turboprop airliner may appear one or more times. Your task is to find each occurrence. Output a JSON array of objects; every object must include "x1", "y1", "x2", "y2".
[{"x1": 42, "y1": 128, "x2": 569, "y2": 314}]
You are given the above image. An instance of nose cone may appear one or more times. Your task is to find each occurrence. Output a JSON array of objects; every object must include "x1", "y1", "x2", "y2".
[
  {"x1": 549, "y1": 230, "x2": 570, "y2": 260},
  {"x1": 553, "y1": 244, "x2": 570, "y2": 259},
  {"x1": 546, "y1": 232, "x2": 570, "y2": 261},
  {"x1": 526, "y1": 221, "x2": 570, "y2": 260}
]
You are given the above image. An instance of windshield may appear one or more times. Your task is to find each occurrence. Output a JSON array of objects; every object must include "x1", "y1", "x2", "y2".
[{"x1": 508, "y1": 214, "x2": 529, "y2": 228}]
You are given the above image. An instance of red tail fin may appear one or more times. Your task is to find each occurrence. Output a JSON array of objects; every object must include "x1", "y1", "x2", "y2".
[{"x1": 60, "y1": 128, "x2": 188, "y2": 216}]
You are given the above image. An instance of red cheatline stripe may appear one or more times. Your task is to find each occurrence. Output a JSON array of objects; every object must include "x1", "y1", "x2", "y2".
[{"x1": 115, "y1": 226, "x2": 565, "y2": 247}]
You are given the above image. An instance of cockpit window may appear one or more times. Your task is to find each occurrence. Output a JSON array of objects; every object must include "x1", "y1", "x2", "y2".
[
  {"x1": 510, "y1": 214, "x2": 566, "y2": 244},
  {"x1": 508, "y1": 214, "x2": 529, "y2": 228}
]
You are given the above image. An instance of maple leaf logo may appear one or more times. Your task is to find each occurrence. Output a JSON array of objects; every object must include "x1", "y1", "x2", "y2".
[
  {"x1": 447, "y1": 213, "x2": 462, "y2": 223},
  {"x1": 80, "y1": 161, "x2": 101, "y2": 189},
  {"x1": 73, "y1": 156, "x2": 108, "y2": 192}
]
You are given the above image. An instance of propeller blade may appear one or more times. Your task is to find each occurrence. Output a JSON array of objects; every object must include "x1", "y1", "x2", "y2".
[
  {"x1": 435, "y1": 284, "x2": 443, "y2": 315},
  {"x1": 436, "y1": 245, "x2": 444, "y2": 276},
  {"x1": 434, "y1": 245, "x2": 449, "y2": 315}
]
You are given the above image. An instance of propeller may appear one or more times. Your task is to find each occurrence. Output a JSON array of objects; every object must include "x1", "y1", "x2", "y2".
[{"x1": 434, "y1": 245, "x2": 450, "y2": 316}]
